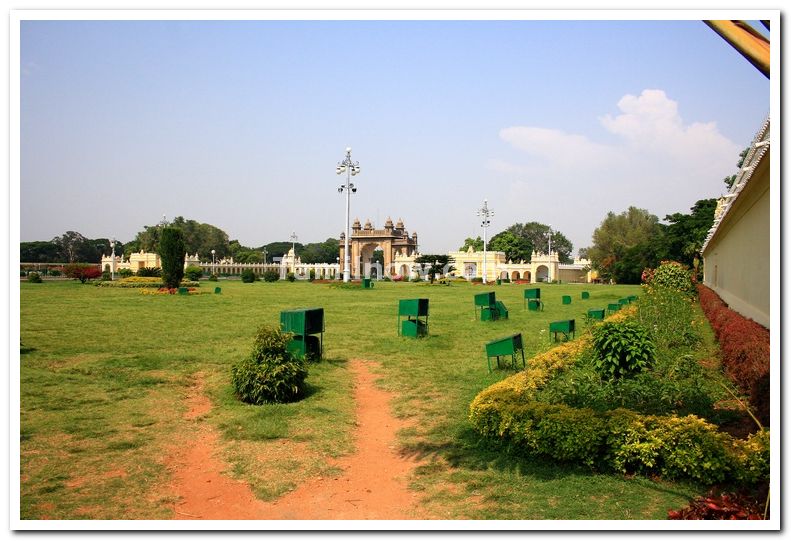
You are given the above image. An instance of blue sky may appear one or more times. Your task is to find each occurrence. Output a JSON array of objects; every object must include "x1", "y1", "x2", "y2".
[{"x1": 19, "y1": 16, "x2": 771, "y2": 255}]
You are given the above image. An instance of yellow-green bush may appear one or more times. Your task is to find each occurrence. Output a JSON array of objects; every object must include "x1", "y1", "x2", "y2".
[{"x1": 469, "y1": 305, "x2": 769, "y2": 485}]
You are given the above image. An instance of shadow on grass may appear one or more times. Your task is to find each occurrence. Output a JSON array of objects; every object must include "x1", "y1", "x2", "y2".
[
  {"x1": 400, "y1": 425, "x2": 700, "y2": 501},
  {"x1": 20, "y1": 344, "x2": 36, "y2": 354}
]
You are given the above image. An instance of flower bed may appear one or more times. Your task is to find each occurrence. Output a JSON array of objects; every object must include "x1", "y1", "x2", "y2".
[
  {"x1": 139, "y1": 287, "x2": 203, "y2": 295},
  {"x1": 96, "y1": 279, "x2": 200, "y2": 289},
  {"x1": 697, "y1": 284, "x2": 770, "y2": 426},
  {"x1": 469, "y1": 303, "x2": 769, "y2": 485}
]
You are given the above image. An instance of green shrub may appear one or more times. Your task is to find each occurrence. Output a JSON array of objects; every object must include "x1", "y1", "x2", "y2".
[
  {"x1": 263, "y1": 270, "x2": 279, "y2": 282},
  {"x1": 49, "y1": 269, "x2": 61, "y2": 277},
  {"x1": 592, "y1": 321, "x2": 655, "y2": 380},
  {"x1": 643, "y1": 260, "x2": 696, "y2": 296},
  {"x1": 159, "y1": 227, "x2": 186, "y2": 289},
  {"x1": 118, "y1": 268, "x2": 133, "y2": 278},
  {"x1": 241, "y1": 269, "x2": 258, "y2": 283},
  {"x1": 308, "y1": 269, "x2": 316, "y2": 281},
  {"x1": 208, "y1": 274, "x2": 218, "y2": 282},
  {"x1": 536, "y1": 351, "x2": 728, "y2": 420},
  {"x1": 286, "y1": 272, "x2": 296, "y2": 282},
  {"x1": 184, "y1": 265, "x2": 204, "y2": 281},
  {"x1": 231, "y1": 325, "x2": 308, "y2": 405},
  {"x1": 27, "y1": 272, "x2": 43, "y2": 283},
  {"x1": 136, "y1": 267, "x2": 161, "y2": 277},
  {"x1": 470, "y1": 387, "x2": 766, "y2": 484}
]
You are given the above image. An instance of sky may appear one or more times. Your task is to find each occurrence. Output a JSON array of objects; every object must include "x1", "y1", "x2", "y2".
[{"x1": 18, "y1": 15, "x2": 772, "y2": 256}]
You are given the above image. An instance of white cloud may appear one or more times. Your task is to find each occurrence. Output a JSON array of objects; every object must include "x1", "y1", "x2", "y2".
[
  {"x1": 498, "y1": 126, "x2": 617, "y2": 169},
  {"x1": 599, "y1": 89, "x2": 738, "y2": 161},
  {"x1": 491, "y1": 89, "x2": 742, "y2": 252}
]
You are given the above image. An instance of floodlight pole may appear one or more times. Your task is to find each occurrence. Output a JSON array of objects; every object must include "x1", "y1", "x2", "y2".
[
  {"x1": 548, "y1": 225, "x2": 552, "y2": 283},
  {"x1": 336, "y1": 147, "x2": 360, "y2": 283},
  {"x1": 477, "y1": 199, "x2": 493, "y2": 284},
  {"x1": 110, "y1": 238, "x2": 116, "y2": 281}
]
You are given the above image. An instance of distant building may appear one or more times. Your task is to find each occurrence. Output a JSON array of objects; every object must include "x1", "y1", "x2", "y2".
[{"x1": 701, "y1": 118, "x2": 770, "y2": 328}]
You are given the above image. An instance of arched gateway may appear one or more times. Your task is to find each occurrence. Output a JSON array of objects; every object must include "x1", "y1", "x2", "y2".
[{"x1": 340, "y1": 217, "x2": 418, "y2": 279}]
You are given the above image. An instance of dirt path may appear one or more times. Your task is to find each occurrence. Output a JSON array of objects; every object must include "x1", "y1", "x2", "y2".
[{"x1": 168, "y1": 360, "x2": 426, "y2": 520}]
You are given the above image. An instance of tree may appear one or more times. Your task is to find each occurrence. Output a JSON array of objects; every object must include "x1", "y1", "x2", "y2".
[
  {"x1": 487, "y1": 222, "x2": 574, "y2": 263},
  {"x1": 588, "y1": 207, "x2": 662, "y2": 283},
  {"x1": 578, "y1": 247, "x2": 590, "y2": 260},
  {"x1": 52, "y1": 231, "x2": 101, "y2": 263},
  {"x1": 488, "y1": 231, "x2": 531, "y2": 263},
  {"x1": 300, "y1": 238, "x2": 340, "y2": 264},
  {"x1": 458, "y1": 237, "x2": 484, "y2": 251},
  {"x1": 414, "y1": 254, "x2": 455, "y2": 283},
  {"x1": 63, "y1": 263, "x2": 102, "y2": 283},
  {"x1": 20, "y1": 241, "x2": 60, "y2": 263},
  {"x1": 158, "y1": 227, "x2": 186, "y2": 289},
  {"x1": 130, "y1": 216, "x2": 230, "y2": 260},
  {"x1": 661, "y1": 198, "x2": 717, "y2": 274}
]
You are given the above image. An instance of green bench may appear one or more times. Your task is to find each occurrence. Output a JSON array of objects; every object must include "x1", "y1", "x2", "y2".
[
  {"x1": 618, "y1": 298, "x2": 630, "y2": 306},
  {"x1": 549, "y1": 319, "x2": 575, "y2": 343},
  {"x1": 562, "y1": 295, "x2": 572, "y2": 305},
  {"x1": 527, "y1": 298, "x2": 544, "y2": 311},
  {"x1": 398, "y1": 298, "x2": 429, "y2": 338},
  {"x1": 627, "y1": 295, "x2": 637, "y2": 302},
  {"x1": 214, "y1": 287, "x2": 221, "y2": 294},
  {"x1": 475, "y1": 292, "x2": 507, "y2": 321},
  {"x1": 177, "y1": 287, "x2": 189, "y2": 295},
  {"x1": 280, "y1": 307, "x2": 324, "y2": 360},
  {"x1": 607, "y1": 303, "x2": 621, "y2": 314},
  {"x1": 362, "y1": 278, "x2": 374, "y2": 289},
  {"x1": 485, "y1": 333, "x2": 526, "y2": 373},
  {"x1": 585, "y1": 308, "x2": 605, "y2": 323},
  {"x1": 523, "y1": 288, "x2": 540, "y2": 307},
  {"x1": 581, "y1": 291, "x2": 590, "y2": 300}
]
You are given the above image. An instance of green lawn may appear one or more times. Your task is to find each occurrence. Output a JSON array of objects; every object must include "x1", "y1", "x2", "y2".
[{"x1": 19, "y1": 279, "x2": 703, "y2": 520}]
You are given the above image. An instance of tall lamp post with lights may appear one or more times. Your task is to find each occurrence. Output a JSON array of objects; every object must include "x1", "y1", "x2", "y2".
[
  {"x1": 110, "y1": 238, "x2": 116, "y2": 281},
  {"x1": 547, "y1": 225, "x2": 553, "y2": 283},
  {"x1": 211, "y1": 249, "x2": 216, "y2": 277},
  {"x1": 336, "y1": 147, "x2": 360, "y2": 283},
  {"x1": 477, "y1": 199, "x2": 494, "y2": 284}
]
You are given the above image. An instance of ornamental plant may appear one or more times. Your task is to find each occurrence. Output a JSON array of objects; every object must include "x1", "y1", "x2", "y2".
[
  {"x1": 27, "y1": 272, "x2": 43, "y2": 283},
  {"x1": 158, "y1": 227, "x2": 186, "y2": 289},
  {"x1": 241, "y1": 268, "x2": 258, "y2": 283},
  {"x1": 263, "y1": 270, "x2": 279, "y2": 282},
  {"x1": 231, "y1": 325, "x2": 308, "y2": 404},
  {"x1": 184, "y1": 265, "x2": 204, "y2": 281},
  {"x1": 643, "y1": 260, "x2": 696, "y2": 296},
  {"x1": 592, "y1": 321, "x2": 655, "y2": 380},
  {"x1": 63, "y1": 263, "x2": 103, "y2": 283}
]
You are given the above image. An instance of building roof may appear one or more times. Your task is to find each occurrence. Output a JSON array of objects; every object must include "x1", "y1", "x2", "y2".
[{"x1": 701, "y1": 117, "x2": 770, "y2": 253}]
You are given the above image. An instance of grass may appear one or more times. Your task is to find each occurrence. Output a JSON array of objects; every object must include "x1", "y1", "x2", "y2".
[{"x1": 19, "y1": 278, "x2": 704, "y2": 520}]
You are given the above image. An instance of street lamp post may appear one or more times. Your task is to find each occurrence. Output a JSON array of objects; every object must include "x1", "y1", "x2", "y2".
[
  {"x1": 110, "y1": 238, "x2": 116, "y2": 281},
  {"x1": 477, "y1": 199, "x2": 494, "y2": 284},
  {"x1": 211, "y1": 249, "x2": 216, "y2": 277},
  {"x1": 547, "y1": 225, "x2": 552, "y2": 283},
  {"x1": 289, "y1": 232, "x2": 298, "y2": 274},
  {"x1": 336, "y1": 147, "x2": 360, "y2": 282}
]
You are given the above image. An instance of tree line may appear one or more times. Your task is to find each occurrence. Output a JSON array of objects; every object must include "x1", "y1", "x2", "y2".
[{"x1": 20, "y1": 217, "x2": 341, "y2": 265}]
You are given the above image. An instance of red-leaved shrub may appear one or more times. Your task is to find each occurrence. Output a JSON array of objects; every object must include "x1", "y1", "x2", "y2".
[{"x1": 697, "y1": 285, "x2": 770, "y2": 426}]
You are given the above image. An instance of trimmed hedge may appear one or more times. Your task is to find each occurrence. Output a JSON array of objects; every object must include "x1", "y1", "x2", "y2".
[
  {"x1": 469, "y1": 304, "x2": 769, "y2": 485},
  {"x1": 697, "y1": 284, "x2": 770, "y2": 426},
  {"x1": 96, "y1": 279, "x2": 200, "y2": 288}
]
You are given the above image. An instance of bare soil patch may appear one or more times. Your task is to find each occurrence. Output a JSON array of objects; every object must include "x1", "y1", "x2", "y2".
[{"x1": 168, "y1": 359, "x2": 428, "y2": 520}]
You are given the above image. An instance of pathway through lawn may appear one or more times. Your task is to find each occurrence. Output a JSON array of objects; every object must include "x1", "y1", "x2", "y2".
[{"x1": 169, "y1": 359, "x2": 427, "y2": 520}]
